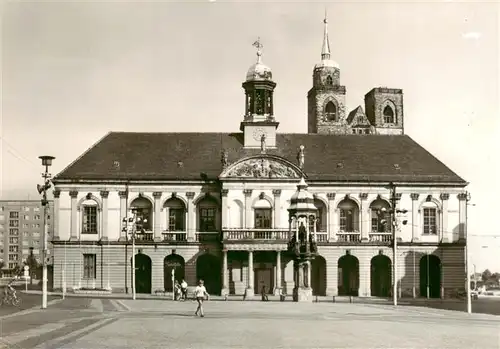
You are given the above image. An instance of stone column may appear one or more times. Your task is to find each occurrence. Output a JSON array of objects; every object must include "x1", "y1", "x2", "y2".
[
  {"x1": 274, "y1": 250, "x2": 282, "y2": 295},
  {"x1": 100, "y1": 191, "x2": 109, "y2": 241},
  {"x1": 327, "y1": 193, "x2": 336, "y2": 241},
  {"x1": 221, "y1": 189, "x2": 229, "y2": 229},
  {"x1": 410, "y1": 193, "x2": 419, "y2": 242},
  {"x1": 153, "y1": 192, "x2": 162, "y2": 241},
  {"x1": 359, "y1": 193, "x2": 368, "y2": 241},
  {"x1": 52, "y1": 190, "x2": 60, "y2": 240},
  {"x1": 458, "y1": 193, "x2": 467, "y2": 241},
  {"x1": 359, "y1": 257, "x2": 371, "y2": 297},
  {"x1": 247, "y1": 250, "x2": 254, "y2": 296},
  {"x1": 440, "y1": 193, "x2": 449, "y2": 242},
  {"x1": 118, "y1": 191, "x2": 128, "y2": 241},
  {"x1": 306, "y1": 261, "x2": 312, "y2": 289},
  {"x1": 272, "y1": 190, "x2": 281, "y2": 228},
  {"x1": 243, "y1": 189, "x2": 253, "y2": 229},
  {"x1": 186, "y1": 192, "x2": 196, "y2": 242},
  {"x1": 69, "y1": 191, "x2": 78, "y2": 241},
  {"x1": 221, "y1": 249, "x2": 229, "y2": 296}
]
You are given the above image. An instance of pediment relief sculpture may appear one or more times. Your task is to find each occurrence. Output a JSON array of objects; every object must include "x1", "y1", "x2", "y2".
[{"x1": 220, "y1": 156, "x2": 302, "y2": 179}]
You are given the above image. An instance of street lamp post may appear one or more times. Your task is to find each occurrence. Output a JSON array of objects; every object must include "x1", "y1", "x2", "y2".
[
  {"x1": 37, "y1": 155, "x2": 55, "y2": 309},
  {"x1": 122, "y1": 210, "x2": 146, "y2": 301},
  {"x1": 465, "y1": 191, "x2": 472, "y2": 314}
]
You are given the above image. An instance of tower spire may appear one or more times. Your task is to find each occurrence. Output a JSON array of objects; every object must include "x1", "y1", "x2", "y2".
[
  {"x1": 321, "y1": 9, "x2": 331, "y2": 61},
  {"x1": 253, "y1": 37, "x2": 263, "y2": 64}
]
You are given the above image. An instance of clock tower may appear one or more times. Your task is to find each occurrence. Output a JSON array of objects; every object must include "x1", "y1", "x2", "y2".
[{"x1": 241, "y1": 38, "x2": 279, "y2": 149}]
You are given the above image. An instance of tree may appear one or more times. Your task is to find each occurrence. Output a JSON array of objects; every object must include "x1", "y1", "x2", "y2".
[
  {"x1": 482, "y1": 269, "x2": 492, "y2": 282},
  {"x1": 25, "y1": 248, "x2": 40, "y2": 285}
]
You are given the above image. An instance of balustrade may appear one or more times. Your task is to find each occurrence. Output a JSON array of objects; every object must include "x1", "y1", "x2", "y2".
[
  {"x1": 369, "y1": 232, "x2": 393, "y2": 243},
  {"x1": 223, "y1": 228, "x2": 289, "y2": 241},
  {"x1": 336, "y1": 232, "x2": 361, "y2": 243}
]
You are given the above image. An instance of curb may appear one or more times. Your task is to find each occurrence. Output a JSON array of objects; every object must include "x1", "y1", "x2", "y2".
[{"x1": 0, "y1": 298, "x2": 64, "y2": 320}]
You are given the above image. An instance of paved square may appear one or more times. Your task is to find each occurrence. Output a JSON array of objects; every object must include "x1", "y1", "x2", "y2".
[{"x1": 1, "y1": 298, "x2": 499, "y2": 349}]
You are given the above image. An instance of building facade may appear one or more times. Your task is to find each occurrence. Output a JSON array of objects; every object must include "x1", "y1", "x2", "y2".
[
  {"x1": 50, "y1": 18, "x2": 468, "y2": 299},
  {"x1": 0, "y1": 200, "x2": 54, "y2": 274}
]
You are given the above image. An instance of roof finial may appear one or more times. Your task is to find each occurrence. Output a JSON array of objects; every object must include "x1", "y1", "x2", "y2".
[
  {"x1": 321, "y1": 8, "x2": 331, "y2": 61},
  {"x1": 252, "y1": 37, "x2": 263, "y2": 64}
]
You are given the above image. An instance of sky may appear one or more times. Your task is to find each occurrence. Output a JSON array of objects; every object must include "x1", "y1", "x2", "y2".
[{"x1": 1, "y1": 1, "x2": 499, "y2": 271}]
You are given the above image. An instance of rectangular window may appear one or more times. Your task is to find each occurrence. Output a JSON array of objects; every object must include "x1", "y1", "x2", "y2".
[
  {"x1": 34, "y1": 215, "x2": 41, "y2": 220},
  {"x1": 9, "y1": 263, "x2": 17, "y2": 269},
  {"x1": 23, "y1": 215, "x2": 30, "y2": 220},
  {"x1": 22, "y1": 223, "x2": 29, "y2": 228},
  {"x1": 9, "y1": 228, "x2": 19, "y2": 236},
  {"x1": 24, "y1": 206, "x2": 30, "y2": 212},
  {"x1": 339, "y1": 209, "x2": 353, "y2": 232},
  {"x1": 9, "y1": 220, "x2": 19, "y2": 227},
  {"x1": 371, "y1": 209, "x2": 387, "y2": 233},
  {"x1": 133, "y1": 208, "x2": 151, "y2": 231},
  {"x1": 9, "y1": 237, "x2": 18, "y2": 244},
  {"x1": 168, "y1": 209, "x2": 185, "y2": 231},
  {"x1": 8, "y1": 254, "x2": 18, "y2": 261},
  {"x1": 83, "y1": 254, "x2": 96, "y2": 279},
  {"x1": 423, "y1": 208, "x2": 437, "y2": 234},
  {"x1": 34, "y1": 207, "x2": 40, "y2": 212},
  {"x1": 199, "y1": 208, "x2": 216, "y2": 232},
  {"x1": 82, "y1": 206, "x2": 98, "y2": 234},
  {"x1": 9, "y1": 246, "x2": 18, "y2": 252},
  {"x1": 9, "y1": 212, "x2": 19, "y2": 219},
  {"x1": 254, "y1": 209, "x2": 272, "y2": 229}
]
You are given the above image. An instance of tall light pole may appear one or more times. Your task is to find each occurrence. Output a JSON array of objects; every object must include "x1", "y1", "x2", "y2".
[
  {"x1": 37, "y1": 155, "x2": 55, "y2": 309},
  {"x1": 465, "y1": 191, "x2": 472, "y2": 314},
  {"x1": 122, "y1": 210, "x2": 146, "y2": 300}
]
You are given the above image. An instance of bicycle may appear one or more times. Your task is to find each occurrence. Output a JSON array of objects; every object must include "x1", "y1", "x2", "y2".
[{"x1": 0, "y1": 293, "x2": 22, "y2": 307}]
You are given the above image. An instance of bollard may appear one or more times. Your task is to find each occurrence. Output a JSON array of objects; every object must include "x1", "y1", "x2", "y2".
[
  {"x1": 332, "y1": 296, "x2": 336, "y2": 303},
  {"x1": 315, "y1": 295, "x2": 318, "y2": 303},
  {"x1": 349, "y1": 296, "x2": 353, "y2": 303}
]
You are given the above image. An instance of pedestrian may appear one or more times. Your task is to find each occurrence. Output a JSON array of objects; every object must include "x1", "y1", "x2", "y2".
[
  {"x1": 261, "y1": 285, "x2": 268, "y2": 302},
  {"x1": 194, "y1": 279, "x2": 210, "y2": 317},
  {"x1": 181, "y1": 279, "x2": 188, "y2": 301},
  {"x1": 174, "y1": 280, "x2": 181, "y2": 301}
]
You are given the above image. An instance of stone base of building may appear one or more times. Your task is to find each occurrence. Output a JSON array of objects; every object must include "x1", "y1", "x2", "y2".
[
  {"x1": 273, "y1": 287, "x2": 282, "y2": 296},
  {"x1": 293, "y1": 286, "x2": 313, "y2": 302},
  {"x1": 243, "y1": 288, "x2": 256, "y2": 300}
]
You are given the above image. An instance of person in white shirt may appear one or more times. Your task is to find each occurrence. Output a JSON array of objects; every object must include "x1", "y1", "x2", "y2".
[
  {"x1": 181, "y1": 279, "x2": 188, "y2": 301},
  {"x1": 194, "y1": 279, "x2": 209, "y2": 317}
]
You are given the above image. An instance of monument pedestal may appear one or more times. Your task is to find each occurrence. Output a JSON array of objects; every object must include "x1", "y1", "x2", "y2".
[{"x1": 293, "y1": 286, "x2": 313, "y2": 302}]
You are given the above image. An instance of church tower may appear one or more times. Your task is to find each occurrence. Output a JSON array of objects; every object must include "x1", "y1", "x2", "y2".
[
  {"x1": 307, "y1": 13, "x2": 348, "y2": 134},
  {"x1": 241, "y1": 38, "x2": 279, "y2": 148}
]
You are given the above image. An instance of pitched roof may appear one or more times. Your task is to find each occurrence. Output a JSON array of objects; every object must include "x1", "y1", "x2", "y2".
[
  {"x1": 346, "y1": 106, "x2": 370, "y2": 126},
  {"x1": 53, "y1": 132, "x2": 466, "y2": 185}
]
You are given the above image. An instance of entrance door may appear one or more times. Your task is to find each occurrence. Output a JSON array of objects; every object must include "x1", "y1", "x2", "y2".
[{"x1": 255, "y1": 268, "x2": 272, "y2": 294}]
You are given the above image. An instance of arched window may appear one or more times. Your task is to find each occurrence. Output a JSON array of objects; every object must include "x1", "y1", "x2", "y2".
[
  {"x1": 383, "y1": 105, "x2": 395, "y2": 123},
  {"x1": 369, "y1": 199, "x2": 391, "y2": 233},
  {"x1": 130, "y1": 197, "x2": 153, "y2": 231},
  {"x1": 164, "y1": 198, "x2": 186, "y2": 231},
  {"x1": 314, "y1": 199, "x2": 327, "y2": 232},
  {"x1": 81, "y1": 199, "x2": 98, "y2": 234},
  {"x1": 326, "y1": 75, "x2": 333, "y2": 86},
  {"x1": 423, "y1": 205, "x2": 438, "y2": 235},
  {"x1": 254, "y1": 198, "x2": 272, "y2": 229},
  {"x1": 338, "y1": 198, "x2": 359, "y2": 232},
  {"x1": 198, "y1": 196, "x2": 218, "y2": 232},
  {"x1": 324, "y1": 101, "x2": 337, "y2": 121}
]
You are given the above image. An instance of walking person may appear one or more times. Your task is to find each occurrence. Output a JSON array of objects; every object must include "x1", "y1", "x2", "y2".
[
  {"x1": 194, "y1": 279, "x2": 210, "y2": 317},
  {"x1": 181, "y1": 279, "x2": 188, "y2": 301}
]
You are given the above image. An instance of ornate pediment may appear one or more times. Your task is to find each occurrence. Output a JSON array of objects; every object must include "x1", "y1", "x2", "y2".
[{"x1": 220, "y1": 155, "x2": 303, "y2": 179}]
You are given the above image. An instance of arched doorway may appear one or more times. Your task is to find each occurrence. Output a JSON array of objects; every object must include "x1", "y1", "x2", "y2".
[
  {"x1": 419, "y1": 254, "x2": 441, "y2": 298},
  {"x1": 196, "y1": 253, "x2": 221, "y2": 295},
  {"x1": 370, "y1": 255, "x2": 392, "y2": 297},
  {"x1": 338, "y1": 254, "x2": 359, "y2": 296},
  {"x1": 311, "y1": 255, "x2": 327, "y2": 296},
  {"x1": 164, "y1": 254, "x2": 185, "y2": 292},
  {"x1": 131, "y1": 253, "x2": 152, "y2": 294}
]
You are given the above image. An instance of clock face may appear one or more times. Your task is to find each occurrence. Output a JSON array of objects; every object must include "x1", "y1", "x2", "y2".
[{"x1": 253, "y1": 128, "x2": 267, "y2": 141}]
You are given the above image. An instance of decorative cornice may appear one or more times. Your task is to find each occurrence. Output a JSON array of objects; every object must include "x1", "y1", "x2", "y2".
[
  {"x1": 243, "y1": 189, "x2": 253, "y2": 196},
  {"x1": 153, "y1": 191, "x2": 162, "y2": 199},
  {"x1": 410, "y1": 193, "x2": 420, "y2": 201},
  {"x1": 326, "y1": 193, "x2": 336, "y2": 200},
  {"x1": 69, "y1": 190, "x2": 78, "y2": 198},
  {"x1": 118, "y1": 191, "x2": 128, "y2": 198},
  {"x1": 100, "y1": 190, "x2": 109, "y2": 199},
  {"x1": 221, "y1": 189, "x2": 229, "y2": 197},
  {"x1": 186, "y1": 192, "x2": 195, "y2": 199},
  {"x1": 272, "y1": 189, "x2": 282, "y2": 196},
  {"x1": 440, "y1": 193, "x2": 450, "y2": 201},
  {"x1": 359, "y1": 193, "x2": 368, "y2": 200},
  {"x1": 53, "y1": 190, "x2": 60, "y2": 198}
]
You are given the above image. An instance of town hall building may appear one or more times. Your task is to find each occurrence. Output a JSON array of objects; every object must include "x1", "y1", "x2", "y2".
[{"x1": 50, "y1": 17, "x2": 468, "y2": 299}]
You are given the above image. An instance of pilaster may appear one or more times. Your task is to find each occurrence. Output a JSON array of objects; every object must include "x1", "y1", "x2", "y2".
[
  {"x1": 272, "y1": 189, "x2": 281, "y2": 228},
  {"x1": 359, "y1": 193, "x2": 368, "y2": 241},
  {"x1": 410, "y1": 193, "x2": 419, "y2": 242},
  {"x1": 52, "y1": 190, "x2": 60, "y2": 241},
  {"x1": 186, "y1": 192, "x2": 196, "y2": 242},
  {"x1": 100, "y1": 191, "x2": 109, "y2": 241},
  {"x1": 245, "y1": 250, "x2": 255, "y2": 300},
  {"x1": 457, "y1": 193, "x2": 468, "y2": 241},
  {"x1": 274, "y1": 250, "x2": 282, "y2": 295},
  {"x1": 153, "y1": 192, "x2": 162, "y2": 241},
  {"x1": 221, "y1": 189, "x2": 229, "y2": 229},
  {"x1": 118, "y1": 191, "x2": 128, "y2": 241},
  {"x1": 327, "y1": 193, "x2": 336, "y2": 241},
  {"x1": 440, "y1": 193, "x2": 450, "y2": 242},
  {"x1": 243, "y1": 189, "x2": 253, "y2": 229},
  {"x1": 69, "y1": 191, "x2": 78, "y2": 241},
  {"x1": 222, "y1": 249, "x2": 229, "y2": 296}
]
